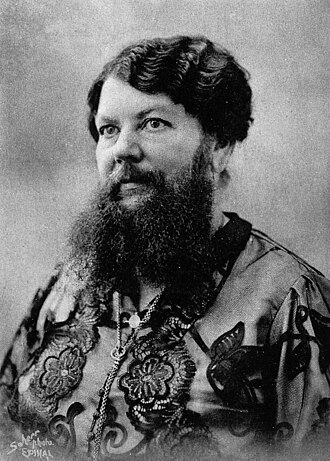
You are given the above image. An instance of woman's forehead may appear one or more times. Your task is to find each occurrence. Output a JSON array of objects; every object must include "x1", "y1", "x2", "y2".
[{"x1": 96, "y1": 77, "x2": 183, "y2": 122}]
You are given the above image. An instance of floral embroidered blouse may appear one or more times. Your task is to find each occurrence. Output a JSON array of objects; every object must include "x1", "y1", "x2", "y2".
[{"x1": 1, "y1": 213, "x2": 330, "y2": 461}]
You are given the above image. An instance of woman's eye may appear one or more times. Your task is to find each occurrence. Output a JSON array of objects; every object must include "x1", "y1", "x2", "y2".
[
  {"x1": 143, "y1": 118, "x2": 170, "y2": 131},
  {"x1": 99, "y1": 125, "x2": 119, "y2": 138}
]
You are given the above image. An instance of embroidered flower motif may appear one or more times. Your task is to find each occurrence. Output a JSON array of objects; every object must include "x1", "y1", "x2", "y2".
[
  {"x1": 119, "y1": 339, "x2": 196, "y2": 433},
  {"x1": 120, "y1": 356, "x2": 174, "y2": 405},
  {"x1": 40, "y1": 347, "x2": 85, "y2": 397}
]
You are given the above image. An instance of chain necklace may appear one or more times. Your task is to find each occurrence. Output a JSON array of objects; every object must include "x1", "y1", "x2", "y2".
[{"x1": 88, "y1": 289, "x2": 164, "y2": 461}]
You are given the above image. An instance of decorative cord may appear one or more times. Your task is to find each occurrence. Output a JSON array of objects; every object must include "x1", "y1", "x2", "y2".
[{"x1": 88, "y1": 290, "x2": 164, "y2": 460}]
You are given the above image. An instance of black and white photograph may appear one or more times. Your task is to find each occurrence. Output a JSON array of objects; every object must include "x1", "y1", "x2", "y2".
[{"x1": 1, "y1": 1, "x2": 329, "y2": 460}]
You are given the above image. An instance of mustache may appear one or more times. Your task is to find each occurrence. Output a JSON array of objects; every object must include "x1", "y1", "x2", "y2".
[{"x1": 105, "y1": 163, "x2": 165, "y2": 198}]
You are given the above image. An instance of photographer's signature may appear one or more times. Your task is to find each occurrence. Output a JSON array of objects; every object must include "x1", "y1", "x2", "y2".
[{"x1": 7, "y1": 430, "x2": 54, "y2": 460}]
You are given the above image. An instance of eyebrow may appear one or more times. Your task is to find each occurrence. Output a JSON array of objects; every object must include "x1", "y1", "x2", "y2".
[{"x1": 95, "y1": 105, "x2": 175, "y2": 126}]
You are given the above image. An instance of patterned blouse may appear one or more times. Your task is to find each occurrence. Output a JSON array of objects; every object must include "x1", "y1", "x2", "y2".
[{"x1": 1, "y1": 213, "x2": 330, "y2": 461}]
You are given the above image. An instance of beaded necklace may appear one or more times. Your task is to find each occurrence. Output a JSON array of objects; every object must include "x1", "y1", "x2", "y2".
[{"x1": 88, "y1": 289, "x2": 164, "y2": 460}]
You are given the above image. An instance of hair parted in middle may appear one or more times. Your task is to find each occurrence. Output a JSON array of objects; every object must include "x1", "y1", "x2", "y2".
[{"x1": 87, "y1": 35, "x2": 253, "y2": 148}]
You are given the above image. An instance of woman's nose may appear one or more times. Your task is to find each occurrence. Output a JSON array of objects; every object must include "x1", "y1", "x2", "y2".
[
  {"x1": 96, "y1": 128, "x2": 144, "y2": 181},
  {"x1": 112, "y1": 129, "x2": 143, "y2": 164}
]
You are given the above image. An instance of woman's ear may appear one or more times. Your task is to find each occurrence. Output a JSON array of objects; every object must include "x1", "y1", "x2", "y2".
[{"x1": 210, "y1": 143, "x2": 235, "y2": 180}]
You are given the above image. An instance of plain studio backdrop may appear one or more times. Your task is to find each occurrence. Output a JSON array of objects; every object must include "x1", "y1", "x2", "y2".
[{"x1": 0, "y1": 0, "x2": 329, "y2": 363}]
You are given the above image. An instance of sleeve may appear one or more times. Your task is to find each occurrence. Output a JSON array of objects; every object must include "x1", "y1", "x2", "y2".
[
  {"x1": 267, "y1": 271, "x2": 330, "y2": 453},
  {"x1": 0, "y1": 266, "x2": 75, "y2": 450},
  {"x1": 0, "y1": 272, "x2": 59, "y2": 390}
]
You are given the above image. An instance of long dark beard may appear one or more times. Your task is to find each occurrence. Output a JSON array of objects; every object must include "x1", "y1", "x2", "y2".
[{"x1": 65, "y1": 140, "x2": 216, "y2": 300}]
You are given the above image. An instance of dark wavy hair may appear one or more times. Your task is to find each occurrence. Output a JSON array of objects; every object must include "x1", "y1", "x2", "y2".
[{"x1": 87, "y1": 35, "x2": 253, "y2": 148}]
